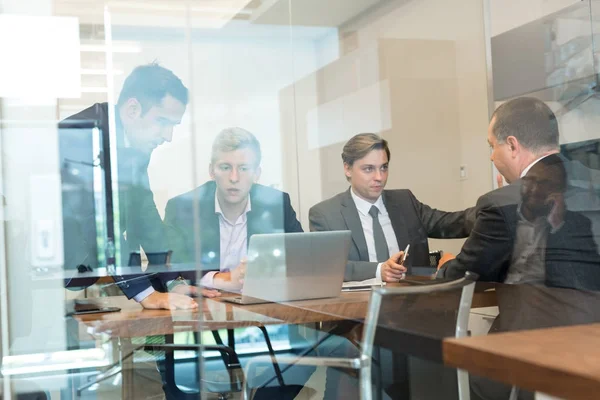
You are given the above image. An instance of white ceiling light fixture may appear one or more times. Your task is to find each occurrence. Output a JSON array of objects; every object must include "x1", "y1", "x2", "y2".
[
  {"x1": 2, "y1": 348, "x2": 109, "y2": 375},
  {"x1": 80, "y1": 87, "x2": 109, "y2": 93},
  {"x1": 0, "y1": 14, "x2": 81, "y2": 98},
  {"x1": 107, "y1": 0, "x2": 255, "y2": 29},
  {"x1": 108, "y1": 1, "x2": 253, "y2": 15},
  {"x1": 80, "y1": 68, "x2": 124, "y2": 75},
  {"x1": 80, "y1": 43, "x2": 142, "y2": 53}
]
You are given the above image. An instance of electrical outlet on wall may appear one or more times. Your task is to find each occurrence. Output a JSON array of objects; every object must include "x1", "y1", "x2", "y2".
[
  {"x1": 30, "y1": 174, "x2": 64, "y2": 269},
  {"x1": 459, "y1": 164, "x2": 468, "y2": 180}
]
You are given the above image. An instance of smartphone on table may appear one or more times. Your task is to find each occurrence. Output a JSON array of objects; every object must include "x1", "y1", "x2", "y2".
[{"x1": 67, "y1": 299, "x2": 121, "y2": 316}]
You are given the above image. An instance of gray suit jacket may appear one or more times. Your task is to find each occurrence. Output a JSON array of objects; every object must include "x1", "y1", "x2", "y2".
[{"x1": 309, "y1": 188, "x2": 474, "y2": 281}]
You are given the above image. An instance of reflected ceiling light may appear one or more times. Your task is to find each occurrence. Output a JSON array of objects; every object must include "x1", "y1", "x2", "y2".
[
  {"x1": 0, "y1": 14, "x2": 80, "y2": 98},
  {"x1": 80, "y1": 44, "x2": 141, "y2": 53},
  {"x1": 80, "y1": 87, "x2": 109, "y2": 93},
  {"x1": 273, "y1": 249, "x2": 281, "y2": 257},
  {"x1": 2, "y1": 348, "x2": 109, "y2": 375},
  {"x1": 80, "y1": 68, "x2": 124, "y2": 75},
  {"x1": 109, "y1": 1, "x2": 253, "y2": 15},
  {"x1": 107, "y1": 0, "x2": 254, "y2": 28}
]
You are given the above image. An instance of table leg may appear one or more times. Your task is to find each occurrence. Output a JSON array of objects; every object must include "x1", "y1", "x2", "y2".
[{"x1": 120, "y1": 337, "x2": 135, "y2": 400}]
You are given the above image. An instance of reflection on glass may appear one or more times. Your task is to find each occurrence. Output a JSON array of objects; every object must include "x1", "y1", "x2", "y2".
[
  {"x1": 7, "y1": 1, "x2": 600, "y2": 400},
  {"x1": 60, "y1": 64, "x2": 194, "y2": 309}
]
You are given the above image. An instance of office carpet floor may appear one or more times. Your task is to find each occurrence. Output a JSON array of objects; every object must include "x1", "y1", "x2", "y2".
[{"x1": 80, "y1": 361, "x2": 327, "y2": 400}]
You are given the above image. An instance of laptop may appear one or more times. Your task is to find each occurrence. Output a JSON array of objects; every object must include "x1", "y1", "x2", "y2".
[{"x1": 222, "y1": 231, "x2": 351, "y2": 305}]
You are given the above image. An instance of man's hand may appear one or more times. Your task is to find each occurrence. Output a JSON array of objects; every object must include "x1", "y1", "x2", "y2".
[
  {"x1": 381, "y1": 251, "x2": 407, "y2": 282},
  {"x1": 547, "y1": 193, "x2": 565, "y2": 231},
  {"x1": 230, "y1": 259, "x2": 246, "y2": 285},
  {"x1": 496, "y1": 173, "x2": 505, "y2": 188},
  {"x1": 201, "y1": 288, "x2": 222, "y2": 298},
  {"x1": 140, "y1": 291, "x2": 198, "y2": 310},
  {"x1": 170, "y1": 284, "x2": 221, "y2": 298},
  {"x1": 437, "y1": 252, "x2": 456, "y2": 270},
  {"x1": 213, "y1": 260, "x2": 246, "y2": 290}
]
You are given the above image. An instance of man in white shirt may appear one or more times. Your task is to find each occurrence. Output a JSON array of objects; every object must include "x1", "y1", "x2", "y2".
[
  {"x1": 164, "y1": 127, "x2": 303, "y2": 289},
  {"x1": 309, "y1": 133, "x2": 474, "y2": 282}
]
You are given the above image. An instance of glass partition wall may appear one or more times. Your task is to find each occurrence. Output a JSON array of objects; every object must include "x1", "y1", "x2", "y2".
[{"x1": 8, "y1": 0, "x2": 599, "y2": 399}]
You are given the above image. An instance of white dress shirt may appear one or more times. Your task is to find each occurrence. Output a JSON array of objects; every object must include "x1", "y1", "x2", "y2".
[
  {"x1": 350, "y1": 189, "x2": 399, "y2": 281},
  {"x1": 520, "y1": 154, "x2": 555, "y2": 178},
  {"x1": 132, "y1": 268, "x2": 155, "y2": 302},
  {"x1": 200, "y1": 194, "x2": 251, "y2": 288}
]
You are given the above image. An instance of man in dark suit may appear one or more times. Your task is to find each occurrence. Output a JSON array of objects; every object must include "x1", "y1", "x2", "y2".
[
  {"x1": 163, "y1": 129, "x2": 310, "y2": 399},
  {"x1": 438, "y1": 97, "x2": 600, "y2": 292},
  {"x1": 60, "y1": 63, "x2": 218, "y2": 310},
  {"x1": 309, "y1": 133, "x2": 474, "y2": 282},
  {"x1": 164, "y1": 127, "x2": 303, "y2": 289}
]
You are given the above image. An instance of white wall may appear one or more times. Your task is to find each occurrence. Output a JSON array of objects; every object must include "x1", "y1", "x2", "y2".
[
  {"x1": 342, "y1": 0, "x2": 492, "y2": 212},
  {"x1": 490, "y1": 0, "x2": 581, "y2": 36},
  {"x1": 283, "y1": 0, "x2": 492, "y2": 255}
]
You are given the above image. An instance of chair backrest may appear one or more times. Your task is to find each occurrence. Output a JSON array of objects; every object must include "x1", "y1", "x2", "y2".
[
  {"x1": 411, "y1": 250, "x2": 443, "y2": 276},
  {"x1": 360, "y1": 272, "x2": 478, "y2": 364},
  {"x1": 428, "y1": 250, "x2": 443, "y2": 268},
  {"x1": 128, "y1": 250, "x2": 172, "y2": 266}
]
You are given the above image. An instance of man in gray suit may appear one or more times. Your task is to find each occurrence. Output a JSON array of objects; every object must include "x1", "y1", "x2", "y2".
[{"x1": 309, "y1": 133, "x2": 474, "y2": 282}]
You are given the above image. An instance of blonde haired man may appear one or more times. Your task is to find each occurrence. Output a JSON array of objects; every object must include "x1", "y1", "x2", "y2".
[{"x1": 164, "y1": 127, "x2": 303, "y2": 288}]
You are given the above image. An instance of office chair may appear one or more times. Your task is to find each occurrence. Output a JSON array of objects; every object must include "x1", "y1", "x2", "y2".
[
  {"x1": 127, "y1": 250, "x2": 172, "y2": 267},
  {"x1": 243, "y1": 272, "x2": 478, "y2": 400},
  {"x1": 429, "y1": 250, "x2": 443, "y2": 269},
  {"x1": 147, "y1": 335, "x2": 243, "y2": 400},
  {"x1": 410, "y1": 250, "x2": 443, "y2": 276}
]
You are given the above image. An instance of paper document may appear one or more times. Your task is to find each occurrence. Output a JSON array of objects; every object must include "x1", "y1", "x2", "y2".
[{"x1": 342, "y1": 278, "x2": 384, "y2": 288}]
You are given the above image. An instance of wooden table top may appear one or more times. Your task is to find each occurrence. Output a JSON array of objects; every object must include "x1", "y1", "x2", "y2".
[
  {"x1": 443, "y1": 322, "x2": 600, "y2": 400},
  {"x1": 75, "y1": 278, "x2": 600, "y2": 399},
  {"x1": 76, "y1": 290, "x2": 371, "y2": 337},
  {"x1": 75, "y1": 278, "x2": 497, "y2": 338}
]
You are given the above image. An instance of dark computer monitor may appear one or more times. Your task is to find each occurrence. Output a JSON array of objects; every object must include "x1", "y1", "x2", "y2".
[{"x1": 58, "y1": 119, "x2": 114, "y2": 287}]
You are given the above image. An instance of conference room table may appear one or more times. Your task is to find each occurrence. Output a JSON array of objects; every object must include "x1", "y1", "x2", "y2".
[
  {"x1": 73, "y1": 279, "x2": 600, "y2": 400},
  {"x1": 76, "y1": 277, "x2": 497, "y2": 336},
  {"x1": 73, "y1": 277, "x2": 495, "y2": 398}
]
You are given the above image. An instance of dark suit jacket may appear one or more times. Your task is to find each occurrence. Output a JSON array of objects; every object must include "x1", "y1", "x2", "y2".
[
  {"x1": 60, "y1": 103, "x2": 170, "y2": 298},
  {"x1": 164, "y1": 181, "x2": 303, "y2": 268},
  {"x1": 437, "y1": 181, "x2": 600, "y2": 291},
  {"x1": 309, "y1": 188, "x2": 474, "y2": 281}
]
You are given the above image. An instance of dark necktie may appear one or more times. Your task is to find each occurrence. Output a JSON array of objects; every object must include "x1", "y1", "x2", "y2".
[{"x1": 369, "y1": 205, "x2": 389, "y2": 262}]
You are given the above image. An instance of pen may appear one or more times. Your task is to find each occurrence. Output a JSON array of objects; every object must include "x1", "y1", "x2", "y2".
[
  {"x1": 400, "y1": 244, "x2": 410, "y2": 280},
  {"x1": 399, "y1": 244, "x2": 410, "y2": 265}
]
